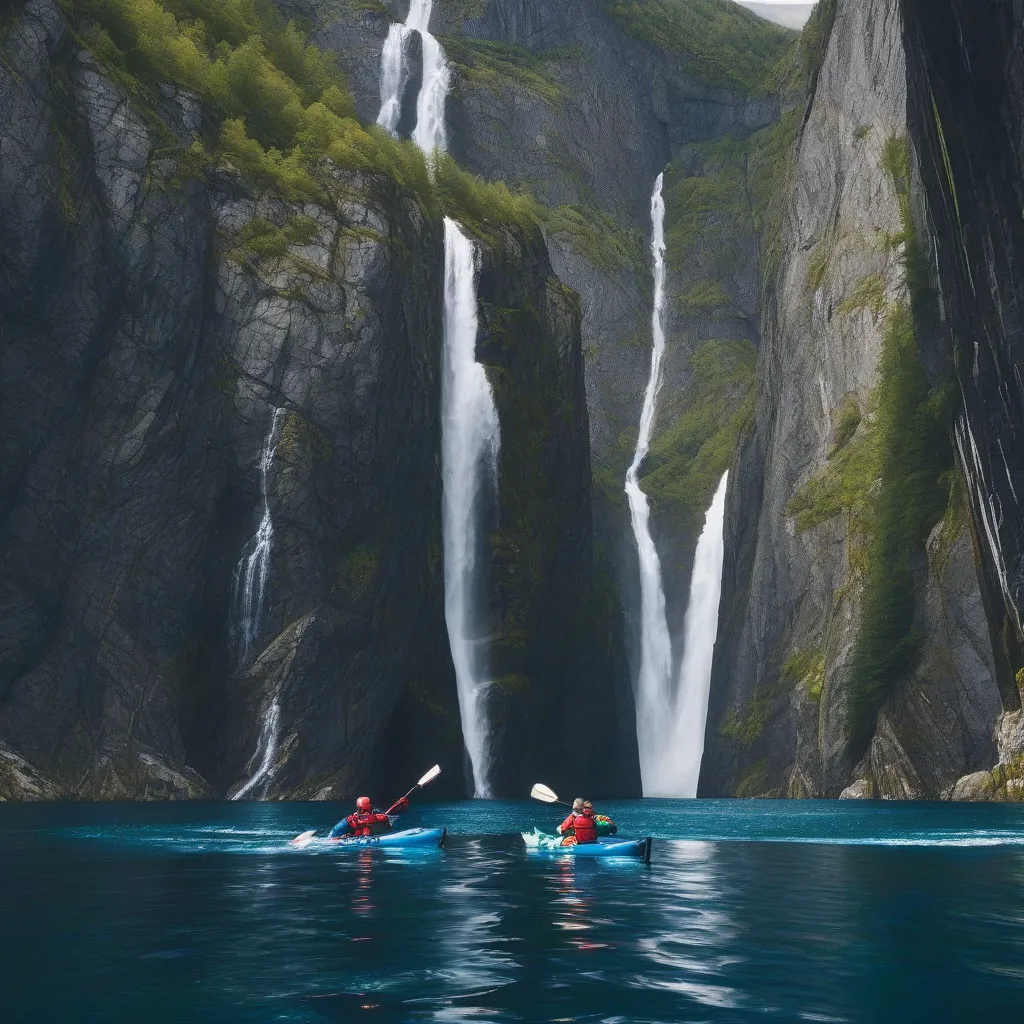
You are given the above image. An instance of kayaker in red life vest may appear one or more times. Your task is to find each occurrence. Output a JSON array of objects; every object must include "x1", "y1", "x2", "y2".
[
  {"x1": 329, "y1": 795, "x2": 409, "y2": 840},
  {"x1": 558, "y1": 798, "x2": 599, "y2": 845}
]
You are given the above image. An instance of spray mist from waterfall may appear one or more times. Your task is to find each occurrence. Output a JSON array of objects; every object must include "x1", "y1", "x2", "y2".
[
  {"x1": 626, "y1": 173, "x2": 675, "y2": 793},
  {"x1": 442, "y1": 217, "x2": 501, "y2": 798},
  {"x1": 645, "y1": 472, "x2": 729, "y2": 797}
]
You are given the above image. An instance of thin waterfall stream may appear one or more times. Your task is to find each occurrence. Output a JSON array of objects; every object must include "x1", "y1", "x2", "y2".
[
  {"x1": 232, "y1": 407, "x2": 286, "y2": 663},
  {"x1": 376, "y1": 1, "x2": 499, "y2": 795},
  {"x1": 626, "y1": 173, "x2": 675, "y2": 794},
  {"x1": 230, "y1": 407, "x2": 286, "y2": 800},
  {"x1": 627, "y1": 174, "x2": 728, "y2": 797}
]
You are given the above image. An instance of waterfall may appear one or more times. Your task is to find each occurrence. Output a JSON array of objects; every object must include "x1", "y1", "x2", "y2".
[
  {"x1": 376, "y1": 7, "x2": 497, "y2": 793},
  {"x1": 442, "y1": 217, "x2": 501, "y2": 798},
  {"x1": 376, "y1": 0, "x2": 449, "y2": 156},
  {"x1": 647, "y1": 472, "x2": 729, "y2": 798},
  {"x1": 229, "y1": 407, "x2": 285, "y2": 802},
  {"x1": 377, "y1": 22, "x2": 411, "y2": 135},
  {"x1": 232, "y1": 407, "x2": 285, "y2": 663},
  {"x1": 627, "y1": 175, "x2": 729, "y2": 796},
  {"x1": 626, "y1": 173, "x2": 675, "y2": 793},
  {"x1": 231, "y1": 700, "x2": 281, "y2": 801}
]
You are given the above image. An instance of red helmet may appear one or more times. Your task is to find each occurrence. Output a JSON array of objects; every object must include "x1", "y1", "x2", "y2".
[{"x1": 356, "y1": 796, "x2": 371, "y2": 812}]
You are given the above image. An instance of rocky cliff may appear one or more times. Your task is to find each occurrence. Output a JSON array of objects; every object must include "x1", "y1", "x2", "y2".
[
  {"x1": 0, "y1": 0, "x2": 629, "y2": 799},
  {"x1": 900, "y1": 0, "x2": 1024, "y2": 799},
  {"x1": 701, "y1": 0, "x2": 1023, "y2": 800}
]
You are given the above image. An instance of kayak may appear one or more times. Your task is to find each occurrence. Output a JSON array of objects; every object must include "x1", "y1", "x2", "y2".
[
  {"x1": 329, "y1": 827, "x2": 447, "y2": 849},
  {"x1": 522, "y1": 828, "x2": 652, "y2": 863}
]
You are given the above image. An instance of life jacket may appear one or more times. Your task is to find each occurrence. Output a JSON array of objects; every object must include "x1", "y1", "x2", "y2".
[
  {"x1": 567, "y1": 811, "x2": 597, "y2": 844},
  {"x1": 344, "y1": 810, "x2": 391, "y2": 837}
]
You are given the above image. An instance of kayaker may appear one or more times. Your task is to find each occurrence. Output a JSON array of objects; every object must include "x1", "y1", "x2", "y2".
[
  {"x1": 329, "y1": 795, "x2": 410, "y2": 840},
  {"x1": 558, "y1": 798, "x2": 598, "y2": 845}
]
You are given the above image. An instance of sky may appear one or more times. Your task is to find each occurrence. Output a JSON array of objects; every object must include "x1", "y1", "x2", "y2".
[{"x1": 733, "y1": 1, "x2": 817, "y2": 30}]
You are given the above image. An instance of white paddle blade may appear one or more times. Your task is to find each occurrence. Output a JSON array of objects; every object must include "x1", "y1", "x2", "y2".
[
  {"x1": 530, "y1": 783, "x2": 559, "y2": 804},
  {"x1": 289, "y1": 829, "x2": 317, "y2": 849},
  {"x1": 418, "y1": 764, "x2": 442, "y2": 788}
]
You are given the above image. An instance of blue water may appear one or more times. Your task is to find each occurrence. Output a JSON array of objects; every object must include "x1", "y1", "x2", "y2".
[{"x1": 4, "y1": 800, "x2": 1024, "y2": 1022}]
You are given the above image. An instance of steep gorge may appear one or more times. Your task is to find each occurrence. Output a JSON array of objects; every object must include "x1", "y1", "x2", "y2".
[{"x1": 3, "y1": 0, "x2": 1024, "y2": 804}]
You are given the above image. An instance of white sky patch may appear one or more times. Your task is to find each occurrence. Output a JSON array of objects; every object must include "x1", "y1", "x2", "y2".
[{"x1": 734, "y1": 1, "x2": 817, "y2": 30}]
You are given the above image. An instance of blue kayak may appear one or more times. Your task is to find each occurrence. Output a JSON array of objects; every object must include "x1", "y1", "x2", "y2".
[
  {"x1": 522, "y1": 829, "x2": 652, "y2": 863},
  {"x1": 329, "y1": 827, "x2": 447, "y2": 849}
]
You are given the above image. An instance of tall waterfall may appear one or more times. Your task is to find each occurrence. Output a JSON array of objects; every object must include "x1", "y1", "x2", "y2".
[
  {"x1": 626, "y1": 173, "x2": 675, "y2": 793},
  {"x1": 377, "y1": 7, "x2": 497, "y2": 793},
  {"x1": 627, "y1": 175, "x2": 729, "y2": 796},
  {"x1": 376, "y1": 0, "x2": 449, "y2": 156},
  {"x1": 232, "y1": 407, "x2": 285, "y2": 663},
  {"x1": 647, "y1": 472, "x2": 729, "y2": 797},
  {"x1": 441, "y1": 217, "x2": 501, "y2": 798}
]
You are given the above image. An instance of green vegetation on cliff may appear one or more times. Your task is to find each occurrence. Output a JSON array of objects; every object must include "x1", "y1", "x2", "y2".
[
  {"x1": 66, "y1": 0, "x2": 431, "y2": 198},
  {"x1": 64, "y1": 0, "x2": 542, "y2": 236},
  {"x1": 598, "y1": 0, "x2": 794, "y2": 94},
  {"x1": 786, "y1": 135, "x2": 952, "y2": 750},
  {"x1": 543, "y1": 204, "x2": 648, "y2": 279},
  {"x1": 641, "y1": 338, "x2": 756, "y2": 532},
  {"x1": 440, "y1": 36, "x2": 573, "y2": 107}
]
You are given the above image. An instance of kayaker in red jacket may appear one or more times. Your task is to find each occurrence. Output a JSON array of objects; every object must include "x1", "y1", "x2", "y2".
[
  {"x1": 558, "y1": 798, "x2": 598, "y2": 845},
  {"x1": 329, "y1": 795, "x2": 409, "y2": 839}
]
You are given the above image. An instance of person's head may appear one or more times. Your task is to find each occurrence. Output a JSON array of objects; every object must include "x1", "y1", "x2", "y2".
[
  {"x1": 582, "y1": 800, "x2": 594, "y2": 815},
  {"x1": 356, "y1": 796, "x2": 372, "y2": 813},
  {"x1": 572, "y1": 797, "x2": 584, "y2": 813}
]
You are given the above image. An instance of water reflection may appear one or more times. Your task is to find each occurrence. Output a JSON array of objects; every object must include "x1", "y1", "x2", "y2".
[
  {"x1": 429, "y1": 839, "x2": 520, "y2": 1020},
  {"x1": 634, "y1": 840, "x2": 740, "y2": 1011},
  {"x1": 5, "y1": 803, "x2": 1024, "y2": 1022}
]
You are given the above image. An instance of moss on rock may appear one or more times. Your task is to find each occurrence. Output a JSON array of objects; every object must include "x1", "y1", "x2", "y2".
[{"x1": 641, "y1": 339, "x2": 757, "y2": 533}]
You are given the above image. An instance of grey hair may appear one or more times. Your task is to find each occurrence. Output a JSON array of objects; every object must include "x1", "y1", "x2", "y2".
[{"x1": 572, "y1": 798, "x2": 584, "y2": 811}]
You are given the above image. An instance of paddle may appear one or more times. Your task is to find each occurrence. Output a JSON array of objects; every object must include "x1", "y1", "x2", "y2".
[
  {"x1": 385, "y1": 763, "x2": 442, "y2": 815},
  {"x1": 530, "y1": 782, "x2": 571, "y2": 808},
  {"x1": 290, "y1": 764, "x2": 443, "y2": 848}
]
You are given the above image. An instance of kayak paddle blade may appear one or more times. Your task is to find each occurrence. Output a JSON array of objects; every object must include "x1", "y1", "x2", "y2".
[
  {"x1": 530, "y1": 783, "x2": 559, "y2": 804},
  {"x1": 290, "y1": 829, "x2": 317, "y2": 849},
  {"x1": 417, "y1": 764, "x2": 442, "y2": 788}
]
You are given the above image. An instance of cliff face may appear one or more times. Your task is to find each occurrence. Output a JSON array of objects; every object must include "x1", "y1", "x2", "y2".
[
  {"x1": 701, "y1": 0, "x2": 1013, "y2": 799},
  {"x1": 0, "y1": 0, "x2": 626, "y2": 799},
  {"x1": 475, "y1": 226, "x2": 639, "y2": 796},
  {"x1": 899, "y1": 0, "x2": 1024, "y2": 797}
]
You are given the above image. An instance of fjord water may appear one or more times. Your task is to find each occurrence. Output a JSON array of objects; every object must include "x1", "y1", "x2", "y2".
[{"x1": 5, "y1": 801, "x2": 1024, "y2": 1023}]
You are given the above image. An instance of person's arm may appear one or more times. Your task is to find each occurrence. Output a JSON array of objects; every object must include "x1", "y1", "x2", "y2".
[
  {"x1": 558, "y1": 814, "x2": 574, "y2": 835},
  {"x1": 328, "y1": 817, "x2": 351, "y2": 839}
]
